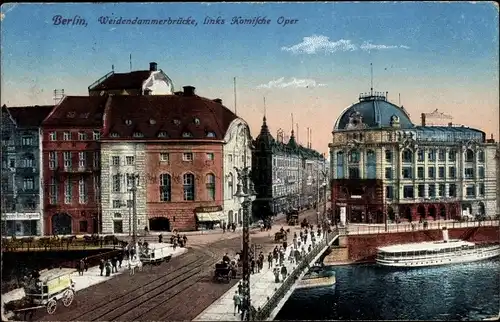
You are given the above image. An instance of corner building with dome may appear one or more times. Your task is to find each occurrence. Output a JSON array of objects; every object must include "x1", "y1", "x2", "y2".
[{"x1": 328, "y1": 92, "x2": 498, "y2": 224}]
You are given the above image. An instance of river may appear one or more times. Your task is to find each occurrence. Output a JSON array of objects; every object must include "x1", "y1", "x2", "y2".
[{"x1": 276, "y1": 259, "x2": 500, "y2": 320}]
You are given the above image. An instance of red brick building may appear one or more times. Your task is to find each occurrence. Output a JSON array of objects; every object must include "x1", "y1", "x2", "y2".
[
  {"x1": 100, "y1": 86, "x2": 236, "y2": 232},
  {"x1": 41, "y1": 96, "x2": 108, "y2": 235}
]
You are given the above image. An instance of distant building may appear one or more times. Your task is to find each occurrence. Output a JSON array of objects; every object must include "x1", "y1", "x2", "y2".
[
  {"x1": 329, "y1": 91, "x2": 497, "y2": 224},
  {"x1": 41, "y1": 96, "x2": 107, "y2": 235},
  {"x1": 252, "y1": 116, "x2": 326, "y2": 220},
  {"x1": 1, "y1": 104, "x2": 53, "y2": 236}
]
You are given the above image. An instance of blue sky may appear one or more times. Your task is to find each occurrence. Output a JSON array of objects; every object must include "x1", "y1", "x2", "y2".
[{"x1": 1, "y1": 2, "x2": 498, "y2": 153}]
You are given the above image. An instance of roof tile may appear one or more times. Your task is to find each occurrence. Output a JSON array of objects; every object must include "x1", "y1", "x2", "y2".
[
  {"x1": 7, "y1": 105, "x2": 54, "y2": 127},
  {"x1": 42, "y1": 96, "x2": 108, "y2": 128}
]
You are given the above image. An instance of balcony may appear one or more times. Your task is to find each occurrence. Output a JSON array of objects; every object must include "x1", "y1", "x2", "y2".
[
  {"x1": 16, "y1": 167, "x2": 39, "y2": 175},
  {"x1": 56, "y1": 166, "x2": 95, "y2": 174}
]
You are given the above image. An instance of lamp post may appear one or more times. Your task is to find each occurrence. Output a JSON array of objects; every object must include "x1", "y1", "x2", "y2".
[{"x1": 127, "y1": 173, "x2": 140, "y2": 258}]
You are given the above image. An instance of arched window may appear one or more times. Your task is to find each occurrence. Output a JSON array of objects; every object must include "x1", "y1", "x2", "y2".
[
  {"x1": 206, "y1": 174, "x2": 215, "y2": 201},
  {"x1": 228, "y1": 173, "x2": 234, "y2": 199},
  {"x1": 183, "y1": 173, "x2": 195, "y2": 201},
  {"x1": 336, "y1": 151, "x2": 344, "y2": 179},
  {"x1": 465, "y1": 149, "x2": 474, "y2": 162},
  {"x1": 159, "y1": 174, "x2": 171, "y2": 202},
  {"x1": 348, "y1": 150, "x2": 360, "y2": 163},
  {"x1": 365, "y1": 150, "x2": 376, "y2": 179},
  {"x1": 402, "y1": 149, "x2": 413, "y2": 163}
]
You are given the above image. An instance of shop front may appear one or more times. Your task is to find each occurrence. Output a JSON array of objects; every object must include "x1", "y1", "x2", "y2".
[
  {"x1": 195, "y1": 205, "x2": 224, "y2": 230},
  {"x1": 1, "y1": 212, "x2": 41, "y2": 236}
]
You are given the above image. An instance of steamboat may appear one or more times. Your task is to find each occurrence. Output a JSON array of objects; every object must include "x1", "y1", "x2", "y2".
[{"x1": 296, "y1": 265, "x2": 336, "y2": 289}]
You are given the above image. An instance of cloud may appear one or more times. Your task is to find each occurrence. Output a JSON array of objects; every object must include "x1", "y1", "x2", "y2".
[
  {"x1": 281, "y1": 35, "x2": 357, "y2": 54},
  {"x1": 281, "y1": 35, "x2": 409, "y2": 54},
  {"x1": 257, "y1": 77, "x2": 327, "y2": 89}
]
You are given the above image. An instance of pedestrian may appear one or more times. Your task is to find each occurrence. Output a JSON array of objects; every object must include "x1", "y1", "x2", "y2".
[
  {"x1": 232, "y1": 222, "x2": 236, "y2": 232},
  {"x1": 273, "y1": 267, "x2": 280, "y2": 283},
  {"x1": 118, "y1": 252, "x2": 123, "y2": 269},
  {"x1": 294, "y1": 249, "x2": 300, "y2": 262},
  {"x1": 288, "y1": 249, "x2": 295, "y2": 264},
  {"x1": 111, "y1": 257, "x2": 118, "y2": 273},
  {"x1": 233, "y1": 291, "x2": 241, "y2": 316},
  {"x1": 158, "y1": 234, "x2": 163, "y2": 243},
  {"x1": 280, "y1": 265, "x2": 288, "y2": 280},
  {"x1": 173, "y1": 238, "x2": 178, "y2": 250},
  {"x1": 222, "y1": 222, "x2": 226, "y2": 233},
  {"x1": 105, "y1": 260, "x2": 111, "y2": 277},
  {"x1": 83, "y1": 258, "x2": 89, "y2": 272},
  {"x1": 129, "y1": 261, "x2": 136, "y2": 276},
  {"x1": 279, "y1": 251, "x2": 284, "y2": 266},
  {"x1": 237, "y1": 281, "x2": 243, "y2": 295},
  {"x1": 170, "y1": 235, "x2": 175, "y2": 244},
  {"x1": 250, "y1": 257, "x2": 255, "y2": 274},
  {"x1": 258, "y1": 252, "x2": 264, "y2": 271},
  {"x1": 282, "y1": 240, "x2": 288, "y2": 251},
  {"x1": 183, "y1": 235, "x2": 188, "y2": 246},
  {"x1": 77, "y1": 260, "x2": 84, "y2": 276},
  {"x1": 99, "y1": 259, "x2": 105, "y2": 276},
  {"x1": 267, "y1": 252, "x2": 273, "y2": 269},
  {"x1": 240, "y1": 296, "x2": 248, "y2": 321}
]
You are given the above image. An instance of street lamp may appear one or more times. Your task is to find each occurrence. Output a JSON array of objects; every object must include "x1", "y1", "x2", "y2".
[
  {"x1": 234, "y1": 166, "x2": 256, "y2": 321},
  {"x1": 127, "y1": 173, "x2": 140, "y2": 261}
]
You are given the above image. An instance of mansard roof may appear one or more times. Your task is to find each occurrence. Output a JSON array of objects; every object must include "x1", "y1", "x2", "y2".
[
  {"x1": 6, "y1": 105, "x2": 54, "y2": 127},
  {"x1": 42, "y1": 96, "x2": 109, "y2": 128}
]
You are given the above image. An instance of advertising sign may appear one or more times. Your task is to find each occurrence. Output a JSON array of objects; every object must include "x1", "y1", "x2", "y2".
[
  {"x1": 340, "y1": 207, "x2": 346, "y2": 226},
  {"x1": 1, "y1": 212, "x2": 41, "y2": 221}
]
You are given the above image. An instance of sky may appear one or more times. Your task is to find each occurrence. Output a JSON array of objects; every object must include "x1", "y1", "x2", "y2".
[{"x1": 1, "y1": 2, "x2": 499, "y2": 155}]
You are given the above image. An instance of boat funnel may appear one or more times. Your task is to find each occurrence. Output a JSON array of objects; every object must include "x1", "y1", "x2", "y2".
[{"x1": 442, "y1": 227, "x2": 449, "y2": 243}]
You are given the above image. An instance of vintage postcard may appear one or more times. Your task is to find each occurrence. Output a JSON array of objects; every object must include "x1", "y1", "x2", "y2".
[{"x1": 1, "y1": 2, "x2": 499, "y2": 321}]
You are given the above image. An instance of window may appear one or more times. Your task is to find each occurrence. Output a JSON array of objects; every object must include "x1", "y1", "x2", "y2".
[
  {"x1": 126, "y1": 200, "x2": 133, "y2": 208},
  {"x1": 478, "y1": 183, "x2": 485, "y2": 196},
  {"x1": 93, "y1": 131, "x2": 100, "y2": 140},
  {"x1": 417, "y1": 184, "x2": 425, "y2": 198},
  {"x1": 160, "y1": 174, "x2": 171, "y2": 202},
  {"x1": 126, "y1": 156, "x2": 135, "y2": 166},
  {"x1": 438, "y1": 149, "x2": 446, "y2": 161},
  {"x1": 336, "y1": 151, "x2": 344, "y2": 179},
  {"x1": 206, "y1": 131, "x2": 216, "y2": 138},
  {"x1": 183, "y1": 173, "x2": 195, "y2": 201},
  {"x1": 112, "y1": 200, "x2": 121, "y2": 208},
  {"x1": 112, "y1": 156, "x2": 120, "y2": 166},
  {"x1": 93, "y1": 152, "x2": 99, "y2": 168},
  {"x1": 160, "y1": 153, "x2": 169, "y2": 162},
  {"x1": 385, "y1": 167, "x2": 392, "y2": 179},
  {"x1": 438, "y1": 167, "x2": 445, "y2": 179},
  {"x1": 478, "y1": 166, "x2": 485, "y2": 179},
  {"x1": 206, "y1": 153, "x2": 215, "y2": 161},
  {"x1": 158, "y1": 131, "x2": 168, "y2": 138},
  {"x1": 402, "y1": 167, "x2": 413, "y2": 179},
  {"x1": 385, "y1": 186, "x2": 394, "y2": 199},
  {"x1": 63, "y1": 151, "x2": 72, "y2": 168},
  {"x1": 228, "y1": 173, "x2": 234, "y2": 198},
  {"x1": 79, "y1": 221, "x2": 88, "y2": 233},
  {"x1": 427, "y1": 149, "x2": 435, "y2": 162},
  {"x1": 449, "y1": 166, "x2": 456, "y2": 179},
  {"x1": 465, "y1": 149, "x2": 474, "y2": 162},
  {"x1": 112, "y1": 174, "x2": 121, "y2": 192},
  {"x1": 110, "y1": 133, "x2": 120, "y2": 138},
  {"x1": 9, "y1": 158, "x2": 15, "y2": 168},
  {"x1": 22, "y1": 156, "x2": 35, "y2": 168},
  {"x1": 78, "y1": 132, "x2": 87, "y2": 140},
  {"x1": 78, "y1": 152, "x2": 86, "y2": 168},
  {"x1": 477, "y1": 150, "x2": 485, "y2": 163},
  {"x1": 348, "y1": 150, "x2": 360, "y2": 163},
  {"x1": 22, "y1": 136, "x2": 33, "y2": 146},
  {"x1": 228, "y1": 154, "x2": 233, "y2": 163},
  {"x1": 428, "y1": 167, "x2": 435, "y2": 179},
  {"x1": 349, "y1": 167, "x2": 360, "y2": 179},
  {"x1": 466, "y1": 185, "x2": 475, "y2": 198},
  {"x1": 438, "y1": 184, "x2": 445, "y2": 197},
  {"x1": 428, "y1": 184, "x2": 436, "y2": 197},
  {"x1": 385, "y1": 150, "x2": 392, "y2": 163},
  {"x1": 63, "y1": 132, "x2": 71, "y2": 141},
  {"x1": 183, "y1": 153, "x2": 193, "y2": 161},
  {"x1": 133, "y1": 132, "x2": 143, "y2": 138},
  {"x1": 365, "y1": 150, "x2": 376, "y2": 179},
  {"x1": 49, "y1": 132, "x2": 56, "y2": 141},
  {"x1": 49, "y1": 151, "x2": 57, "y2": 169},
  {"x1": 23, "y1": 177, "x2": 35, "y2": 190},
  {"x1": 464, "y1": 168, "x2": 474, "y2": 179},
  {"x1": 64, "y1": 179, "x2": 72, "y2": 204},
  {"x1": 182, "y1": 132, "x2": 193, "y2": 138},
  {"x1": 402, "y1": 149, "x2": 413, "y2": 163},
  {"x1": 417, "y1": 149, "x2": 425, "y2": 162},
  {"x1": 113, "y1": 220, "x2": 123, "y2": 233},
  {"x1": 449, "y1": 184, "x2": 457, "y2": 197},
  {"x1": 403, "y1": 186, "x2": 414, "y2": 198},
  {"x1": 205, "y1": 174, "x2": 216, "y2": 201},
  {"x1": 79, "y1": 177, "x2": 87, "y2": 204},
  {"x1": 241, "y1": 155, "x2": 245, "y2": 163},
  {"x1": 49, "y1": 177, "x2": 57, "y2": 204},
  {"x1": 448, "y1": 149, "x2": 457, "y2": 161}
]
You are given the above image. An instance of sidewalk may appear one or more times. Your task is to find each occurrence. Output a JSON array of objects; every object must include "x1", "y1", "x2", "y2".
[
  {"x1": 2, "y1": 243, "x2": 187, "y2": 320},
  {"x1": 194, "y1": 230, "x2": 324, "y2": 321}
]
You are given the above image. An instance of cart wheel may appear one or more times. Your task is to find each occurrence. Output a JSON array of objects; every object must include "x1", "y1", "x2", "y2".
[
  {"x1": 47, "y1": 299, "x2": 57, "y2": 314},
  {"x1": 62, "y1": 289, "x2": 74, "y2": 307}
]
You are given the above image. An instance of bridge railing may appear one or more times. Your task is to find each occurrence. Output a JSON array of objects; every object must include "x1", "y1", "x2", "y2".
[
  {"x1": 254, "y1": 229, "x2": 339, "y2": 321},
  {"x1": 344, "y1": 220, "x2": 499, "y2": 236}
]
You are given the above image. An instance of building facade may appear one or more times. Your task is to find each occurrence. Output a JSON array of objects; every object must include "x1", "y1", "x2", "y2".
[
  {"x1": 100, "y1": 86, "x2": 240, "y2": 233},
  {"x1": 41, "y1": 96, "x2": 107, "y2": 235},
  {"x1": 329, "y1": 92, "x2": 498, "y2": 224},
  {"x1": 1, "y1": 105, "x2": 53, "y2": 236},
  {"x1": 252, "y1": 117, "x2": 326, "y2": 220}
]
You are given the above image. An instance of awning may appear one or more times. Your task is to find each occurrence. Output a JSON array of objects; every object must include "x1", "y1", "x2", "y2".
[{"x1": 196, "y1": 212, "x2": 223, "y2": 222}]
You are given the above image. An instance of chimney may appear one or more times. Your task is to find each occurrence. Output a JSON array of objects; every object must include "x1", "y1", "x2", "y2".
[
  {"x1": 448, "y1": 122, "x2": 453, "y2": 127},
  {"x1": 144, "y1": 89, "x2": 152, "y2": 95},
  {"x1": 421, "y1": 113, "x2": 426, "y2": 126},
  {"x1": 183, "y1": 86, "x2": 195, "y2": 96},
  {"x1": 213, "y1": 98, "x2": 222, "y2": 104},
  {"x1": 174, "y1": 91, "x2": 183, "y2": 96},
  {"x1": 149, "y1": 62, "x2": 158, "y2": 71}
]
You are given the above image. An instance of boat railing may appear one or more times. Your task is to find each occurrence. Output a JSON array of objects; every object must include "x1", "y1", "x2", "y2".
[
  {"x1": 346, "y1": 219, "x2": 499, "y2": 236},
  {"x1": 378, "y1": 242, "x2": 500, "y2": 260}
]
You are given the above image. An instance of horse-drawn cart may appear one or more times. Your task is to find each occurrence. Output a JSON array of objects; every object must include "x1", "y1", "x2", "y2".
[
  {"x1": 274, "y1": 231, "x2": 287, "y2": 242},
  {"x1": 213, "y1": 263, "x2": 232, "y2": 283},
  {"x1": 4, "y1": 268, "x2": 76, "y2": 320}
]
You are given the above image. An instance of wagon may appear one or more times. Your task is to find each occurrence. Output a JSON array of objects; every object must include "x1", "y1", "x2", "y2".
[
  {"x1": 213, "y1": 263, "x2": 232, "y2": 283},
  {"x1": 139, "y1": 244, "x2": 172, "y2": 266}
]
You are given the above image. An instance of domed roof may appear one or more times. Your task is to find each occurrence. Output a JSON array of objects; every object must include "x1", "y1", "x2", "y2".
[{"x1": 334, "y1": 92, "x2": 414, "y2": 130}]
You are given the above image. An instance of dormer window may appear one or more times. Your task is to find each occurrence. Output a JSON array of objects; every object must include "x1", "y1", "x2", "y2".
[
  {"x1": 133, "y1": 132, "x2": 144, "y2": 138},
  {"x1": 66, "y1": 112, "x2": 76, "y2": 118},
  {"x1": 182, "y1": 132, "x2": 193, "y2": 138},
  {"x1": 150, "y1": 119, "x2": 156, "y2": 125},
  {"x1": 173, "y1": 119, "x2": 181, "y2": 126},
  {"x1": 80, "y1": 113, "x2": 90, "y2": 119},
  {"x1": 206, "y1": 131, "x2": 216, "y2": 138},
  {"x1": 193, "y1": 117, "x2": 200, "y2": 125},
  {"x1": 125, "y1": 120, "x2": 132, "y2": 126},
  {"x1": 110, "y1": 132, "x2": 120, "y2": 138},
  {"x1": 158, "y1": 131, "x2": 168, "y2": 138}
]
